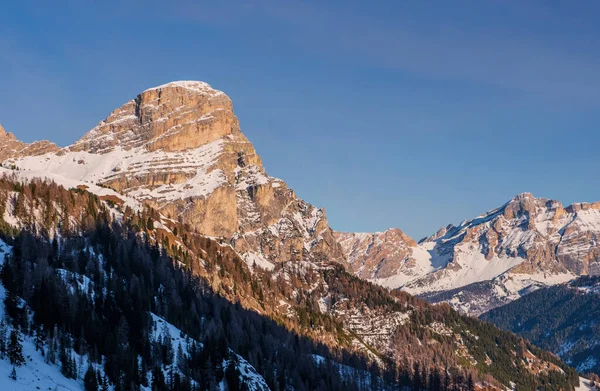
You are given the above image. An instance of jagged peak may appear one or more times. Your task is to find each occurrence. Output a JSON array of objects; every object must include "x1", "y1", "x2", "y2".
[
  {"x1": 505, "y1": 193, "x2": 600, "y2": 214},
  {"x1": 335, "y1": 228, "x2": 417, "y2": 249},
  {"x1": 142, "y1": 80, "x2": 225, "y2": 96},
  {"x1": 70, "y1": 80, "x2": 239, "y2": 154},
  {"x1": 0, "y1": 124, "x2": 16, "y2": 140},
  {"x1": 509, "y1": 192, "x2": 535, "y2": 202}
]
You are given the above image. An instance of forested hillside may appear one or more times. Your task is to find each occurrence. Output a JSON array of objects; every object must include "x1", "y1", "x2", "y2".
[
  {"x1": 482, "y1": 276, "x2": 600, "y2": 377},
  {"x1": 0, "y1": 175, "x2": 582, "y2": 390}
]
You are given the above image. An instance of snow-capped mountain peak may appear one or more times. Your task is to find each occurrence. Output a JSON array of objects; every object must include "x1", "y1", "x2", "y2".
[
  {"x1": 338, "y1": 192, "x2": 600, "y2": 314},
  {"x1": 0, "y1": 81, "x2": 344, "y2": 270}
]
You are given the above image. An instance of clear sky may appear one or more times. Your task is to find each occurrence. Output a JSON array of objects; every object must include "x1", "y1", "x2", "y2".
[{"x1": 1, "y1": 1, "x2": 599, "y2": 239}]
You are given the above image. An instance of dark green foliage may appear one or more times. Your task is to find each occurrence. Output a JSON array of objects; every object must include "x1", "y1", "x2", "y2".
[
  {"x1": 7, "y1": 330, "x2": 25, "y2": 367},
  {"x1": 482, "y1": 276, "x2": 600, "y2": 376},
  {"x1": 0, "y1": 176, "x2": 582, "y2": 391},
  {"x1": 84, "y1": 363, "x2": 99, "y2": 391},
  {"x1": 0, "y1": 179, "x2": 379, "y2": 391}
]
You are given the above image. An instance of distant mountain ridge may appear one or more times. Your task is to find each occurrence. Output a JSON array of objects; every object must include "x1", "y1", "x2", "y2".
[
  {"x1": 2, "y1": 81, "x2": 600, "y2": 318},
  {"x1": 337, "y1": 192, "x2": 600, "y2": 314},
  {"x1": 0, "y1": 80, "x2": 588, "y2": 389}
]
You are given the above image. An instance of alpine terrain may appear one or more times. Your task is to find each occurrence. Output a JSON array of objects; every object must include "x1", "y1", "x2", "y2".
[
  {"x1": 0, "y1": 80, "x2": 590, "y2": 390},
  {"x1": 482, "y1": 275, "x2": 600, "y2": 377},
  {"x1": 337, "y1": 192, "x2": 600, "y2": 315}
]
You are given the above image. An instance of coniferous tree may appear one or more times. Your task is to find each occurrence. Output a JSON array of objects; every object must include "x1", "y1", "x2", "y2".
[
  {"x1": 151, "y1": 366, "x2": 167, "y2": 391},
  {"x1": 412, "y1": 363, "x2": 423, "y2": 391},
  {"x1": 0, "y1": 321, "x2": 7, "y2": 358},
  {"x1": 466, "y1": 374, "x2": 475, "y2": 391},
  {"x1": 225, "y1": 356, "x2": 241, "y2": 391},
  {"x1": 7, "y1": 329, "x2": 25, "y2": 366},
  {"x1": 84, "y1": 363, "x2": 99, "y2": 391},
  {"x1": 34, "y1": 324, "x2": 46, "y2": 354}
]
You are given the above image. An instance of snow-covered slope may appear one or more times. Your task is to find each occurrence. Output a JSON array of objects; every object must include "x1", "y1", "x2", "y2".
[
  {"x1": 0, "y1": 238, "x2": 271, "y2": 391},
  {"x1": 338, "y1": 193, "x2": 600, "y2": 314},
  {"x1": 0, "y1": 241, "x2": 84, "y2": 391},
  {"x1": 0, "y1": 81, "x2": 345, "y2": 272},
  {"x1": 576, "y1": 377, "x2": 597, "y2": 391},
  {"x1": 482, "y1": 276, "x2": 600, "y2": 376}
]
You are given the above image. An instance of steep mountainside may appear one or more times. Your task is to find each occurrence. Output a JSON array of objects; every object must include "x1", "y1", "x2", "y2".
[
  {"x1": 0, "y1": 124, "x2": 58, "y2": 161},
  {"x1": 482, "y1": 276, "x2": 600, "y2": 377},
  {"x1": 0, "y1": 81, "x2": 344, "y2": 271},
  {"x1": 335, "y1": 229, "x2": 420, "y2": 283},
  {"x1": 0, "y1": 81, "x2": 587, "y2": 390},
  {"x1": 0, "y1": 176, "x2": 582, "y2": 390},
  {"x1": 338, "y1": 193, "x2": 600, "y2": 314}
]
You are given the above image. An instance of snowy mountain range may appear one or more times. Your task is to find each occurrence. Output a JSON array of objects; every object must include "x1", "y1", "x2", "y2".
[
  {"x1": 2, "y1": 80, "x2": 599, "y2": 316},
  {"x1": 337, "y1": 192, "x2": 600, "y2": 314},
  {"x1": 0, "y1": 80, "x2": 598, "y2": 388}
]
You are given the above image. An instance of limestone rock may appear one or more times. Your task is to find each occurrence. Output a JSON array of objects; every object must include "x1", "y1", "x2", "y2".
[
  {"x1": 335, "y1": 229, "x2": 417, "y2": 279},
  {"x1": 338, "y1": 192, "x2": 600, "y2": 314},
  {"x1": 0, "y1": 123, "x2": 58, "y2": 161},
  {"x1": 0, "y1": 81, "x2": 345, "y2": 268}
]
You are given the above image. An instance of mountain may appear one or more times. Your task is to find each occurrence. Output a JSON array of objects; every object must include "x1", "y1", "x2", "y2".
[
  {"x1": 338, "y1": 192, "x2": 600, "y2": 315},
  {"x1": 0, "y1": 80, "x2": 587, "y2": 390},
  {"x1": 0, "y1": 124, "x2": 58, "y2": 161},
  {"x1": 0, "y1": 81, "x2": 345, "y2": 270},
  {"x1": 0, "y1": 176, "x2": 582, "y2": 390},
  {"x1": 335, "y1": 229, "x2": 421, "y2": 285},
  {"x1": 482, "y1": 276, "x2": 600, "y2": 377}
]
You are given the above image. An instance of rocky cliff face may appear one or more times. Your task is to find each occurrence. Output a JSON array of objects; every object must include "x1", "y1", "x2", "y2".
[
  {"x1": 337, "y1": 192, "x2": 600, "y2": 314},
  {"x1": 1, "y1": 81, "x2": 345, "y2": 269},
  {"x1": 4, "y1": 81, "x2": 600, "y2": 316},
  {"x1": 0, "y1": 124, "x2": 58, "y2": 161},
  {"x1": 335, "y1": 229, "x2": 420, "y2": 281}
]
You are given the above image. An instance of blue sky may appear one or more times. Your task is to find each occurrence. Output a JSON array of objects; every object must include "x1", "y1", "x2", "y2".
[{"x1": 1, "y1": 0, "x2": 599, "y2": 239}]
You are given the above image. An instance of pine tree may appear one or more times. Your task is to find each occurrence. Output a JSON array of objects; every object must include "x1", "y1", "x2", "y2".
[
  {"x1": 466, "y1": 374, "x2": 475, "y2": 391},
  {"x1": 151, "y1": 366, "x2": 166, "y2": 391},
  {"x1": 0, "y1": 321, "x2": 7, "y2": 359},
  {"x1": 9, "y1": 366, "x2": 17, "y2": 381},
  {"x1": 101, "y1": 375, "x2": 110, "y2": 391},
  {"x1": 84, "y1": 363, "x2": 99, "y2": 391},
  {"x1": 413, "y1": 362, "x2": 423, "y2": 391},
  {"x1": 176, "y1": 343, "x2": 186, "y2": 374},
  {"x1": 225, "y1": 356, "x2": 241, "y2": 391},
  {"x1": 46, "y1": 334, "x2": 56, "y2": 364},
  {"x1": 7, "y1": 330, "x2": 25, "y2": 366},
  {"x1": 34, "y1": 324, "x2": 46, "y2": 353},
  {"x1": 60, "y1": 347, "x2": 76, "y2": 378}
]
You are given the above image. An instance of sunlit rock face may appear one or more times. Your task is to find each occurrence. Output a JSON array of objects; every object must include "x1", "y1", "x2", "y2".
[{"x1": 2, "y1": 81, "x2": 345, "y2": 268}]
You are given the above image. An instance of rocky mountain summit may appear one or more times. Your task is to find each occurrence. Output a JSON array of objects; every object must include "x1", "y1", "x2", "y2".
[
  {"x1": 338, "y1": 192, "x2": 600, "y2": 314},
  {"x1": 335, "y1": 229, "x2": 423, "y2": 284},
  {"x1": 4, "y1": 81, "x2": 600, "y2": 317},
  {"x1": 1, "y1": 81, "x2": 344, "y2": 269},
  {"x1": 0, "y1": 124, "x2": 58, "y2": 161},
  {"x1": 0, "y1": 80, "x2": 593, "y2": 389}
]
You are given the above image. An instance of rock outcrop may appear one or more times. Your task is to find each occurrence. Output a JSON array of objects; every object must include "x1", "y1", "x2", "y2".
[
  {"x1": 0, "y1": 124, "x2": 58, "y2": 161},
  {"x1": 1, "y1": 81, "x2": 345, "y2": 268},
  {"x1": 337, "y1": 192, "x2": 600, "y2": 314},
  {"x1": 335, "y1": 229, "x2": 418, "y2": 279}
]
